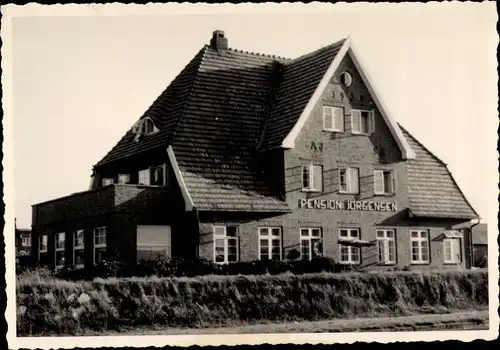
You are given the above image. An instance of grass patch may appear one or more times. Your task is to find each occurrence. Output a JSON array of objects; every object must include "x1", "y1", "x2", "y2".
[{"x1": 16, "y1": 269, "x2": 488, "y2": 336}]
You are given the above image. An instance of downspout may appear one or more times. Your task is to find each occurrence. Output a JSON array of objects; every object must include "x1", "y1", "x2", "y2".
[
  {"x1": 194, "y1": 208, "x2": 201, "y2": 259},
  {"x1": 468, "y1": 217, "x2": 481, "y2": 268}
]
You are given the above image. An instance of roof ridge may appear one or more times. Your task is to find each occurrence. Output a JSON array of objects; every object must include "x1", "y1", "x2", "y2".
[
  {"x1": 225, "y1": 46, "x2": 291, "y2": 62},
  {"x1": 286, "y1": 38, "x2": 346, "y2": 65},
  {"x1": 169, "y1": 45, "x2": 209, "y2": 146}
]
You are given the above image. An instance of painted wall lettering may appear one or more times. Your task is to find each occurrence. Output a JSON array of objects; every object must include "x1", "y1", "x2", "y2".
[{"x1": 298, "y1": 199, "x2": 397, "y2": 212}]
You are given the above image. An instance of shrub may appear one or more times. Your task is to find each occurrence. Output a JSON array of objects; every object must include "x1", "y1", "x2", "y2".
[{"x1": 16, "y1": 269, "x2": 488, "y2": 336}]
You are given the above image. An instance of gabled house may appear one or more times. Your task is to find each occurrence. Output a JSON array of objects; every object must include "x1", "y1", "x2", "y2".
[{"x1": 31, "y1": 30, "x2": 479, "y2": 270}]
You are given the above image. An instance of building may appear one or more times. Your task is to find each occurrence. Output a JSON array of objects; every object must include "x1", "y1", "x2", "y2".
[
  {"x1": 31, "y1": 30, "x2": 479, "y2": 271},
  {"x1": 472, "y1": 223, "x2": 488, "y2": 267},
  {"x1": 15, "y1": 219, "x2": 32, "y2": 257}
]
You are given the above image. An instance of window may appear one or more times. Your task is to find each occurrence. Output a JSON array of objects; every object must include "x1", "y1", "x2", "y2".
[
  {"x1": 300, "y1": 228, "x2": 323, "y2": 261},
  {"x1": 374, "y1": 170, "x2": 394, "y2": 195},
  {"x1": 339, "y1": 229, "x2": 361, "y2": 264},
  {"x1": 259, "y1": 227, "x2": 282, "y2": 261},
  {"x1": 152, "y1": 165, "x2": 167, "y2": 186},
  {"x1": 93, "y1": 227, "x2": 107, "y2": 265},
  {"x1": 351, "y1": 109, "x2": 374, "y2": 134},
  {"x1": 302, "y1": 164, "x2": 323, "y2": 192},
  {"x1": 443, "y1": 238, "x2": 461, "y2": 264},
  {"x1": 214, "y1": 226, "x2": 239, "y2": 264},
  {"x1": 138, "y1": 169, "x2": 151, "y2": 185},
  {"x1": 340, "y1": 71, "x2": 353, "y2": 86},
  {"x1": 410, "y1": 230, "x2": 430, "y2": 264},
  {"x1": 38, "y1": 235, "x2": 48, "y2": 260},
  {"x1": 102, "y1": 178, "x2": 114, "y2": 186},
  {"x1": 22, "y1": 236, "x2": 31, "y2": 247},
  {"x1": 132, "y1": 117, "x2": 157, "y2": 136},
  {"x1": 73, "y1": 230, "x2": 85, "y2": 268},
  {"x1": 377, "y1": 229, "x2": 396, "y2": 264},
  {"x1": 339, "y1": 167, "x2": 359, "y2": 194},
  {"x1": 136, "y1": 225, "x2": 171, "y2": 261},
  {"x1": 55, "y1": 232, "x2": 65, "y2": 269},
  {"x1": 118, "y1": 174, "x2": 130, "y2": 185},
  {"x1": 323, "y1": 106, "x2": 344, "y2": 132}
]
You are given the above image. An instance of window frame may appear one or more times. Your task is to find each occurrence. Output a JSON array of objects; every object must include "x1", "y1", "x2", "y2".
[
  {"x1": 22, "y1": 236, "x2": 31, "y2": 247},
  {"x1": 338, "y1": 167, "x2": 359, "y2": 194},
  {"x1": 118, "y1": 174, "x2": 130, "y2": 185},
  {"x1": 374, "y1": 170, "x2": 395, "y2": 195},
  {"x1": 410, "y1": 230, "x2": 430, "y2": 265},
  {"x1": 376, "y1": 229, "x2": 396, "y2": 265},
  {"x1": 322, "y1": 106, "x2": 345, "y2": 132},
  {"x1": 55, "y1": 232, "x2": 65, "y2": 269},
  {"x1": 302, "y1": 164, "x2": 323, "y2": 192},
  {"x1": 258, "y1": 227, "x2": 283, "y2": 261},
  {"x1": 138, "y1": 168, "x2": 151, "y2": 186},
  {"x1": 443, "y1": 237, "x2": 461, "y2": 264},
  {"x1": 351, "y1": 109, "x2": 375, "y2": 135},
  {"x1": 300, "y1": 227, "x2": 323, "y2": 261},
  {"x1": 38, "y1": 235, "x2": 48, "y2": 261},
  {"x1": 213, "y1": 225, "x2": 239, "y2": 264},
  {"x1": 339, "y1": 228, "x2": 361, "y2": 265},
  {"x1": 102, "y1": 178, "x2": 115, "y2": 186},
  {"x1": 93, "y1": 226, "x2": 107, "y2": 265},
  {"x1": 73, "y1": 229, "x2": 85, "y2": 268}
]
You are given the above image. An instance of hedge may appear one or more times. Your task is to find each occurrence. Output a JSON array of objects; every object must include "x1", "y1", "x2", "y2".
[
  {"x1": 23, "y1": 256, "x2": 411, "y2": 281},
  {"x1": 16, "y1": 269, "x2": 489, "y2": 336}
]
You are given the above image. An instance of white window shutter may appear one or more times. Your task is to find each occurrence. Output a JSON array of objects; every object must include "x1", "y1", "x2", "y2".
[
  {"x1": 313, "y1": 165, "x2": 323, "y2": 191},
  {"x1": 374, "y1": 170, "x2": 384, "y2": 194},
  {"x1": 369, "y1": 110, "x2": 375, "y2": 133},
  {"x1": 349, "y1": 168, "x2": 359, "y2": 193},
  {"x1": 333, "y1": 107, "x2": 344, "y2": 131},
  {"x1": 391, "y1": 171, "x2": 396, "y2": 193},
  {"x1": 323, "y1": 107, "x2": 333, "y2": 130},
  {"x1": 351, "y1": 110, "x2": 361, "y2": 133}
]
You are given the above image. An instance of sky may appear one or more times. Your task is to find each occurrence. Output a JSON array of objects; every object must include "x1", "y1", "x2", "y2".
[{"x1": 8, "y1": 3, "x2": 498, "y2": 231}]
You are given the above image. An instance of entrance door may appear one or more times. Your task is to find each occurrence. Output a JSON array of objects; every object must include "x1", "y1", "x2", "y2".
[{"x1": 136, "y1": 225, "x2": 172, "y2": 261}]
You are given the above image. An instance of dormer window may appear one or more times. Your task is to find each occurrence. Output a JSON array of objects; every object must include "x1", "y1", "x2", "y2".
[{"x1": 132, "y1": 117, "x2": 158, "y2": 140}]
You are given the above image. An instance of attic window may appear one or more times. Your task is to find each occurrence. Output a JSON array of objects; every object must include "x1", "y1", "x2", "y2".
[
  {"x1": 132, "y1": 117, "x2": 158, "y2": 138},
  {"x1": 340, "y1": 71, "x2": 352, "y2": 87}
]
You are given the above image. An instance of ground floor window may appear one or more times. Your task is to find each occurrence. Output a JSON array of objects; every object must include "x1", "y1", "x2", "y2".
[
  {"x1": 259, "y1": 227, "x2": 282, "y2": 261},
  {"x1": 38, "y1": 235, "x2": 48, "y2": 262},
  {"x1": 55, "y1": 232, "x2": 65, "y2": 269},
  {"x1": 300, "y1": 228, "x2": 323, "y2": 260},
  {"x1": 377, "y1": 229, "x2": 396, "y2": 264},
  {"x1": 73, "y1": 230, "x2": 85, "y2": 268},
  {"x1": 93, "y1": 226, "x2": 107, "y2": 265},
  {"x1": 339, "y1": 228, "x2": 361, "y2": 264},
  {"x1": 443, "y1": 238, "x2": 461, "y2": 264},
  {"x1": 22, "y1": 236, "x2": 31, "y2": 248},
  {"x1": 136, "y1": 225, "x2": 172, "y2": 261},
  {"x1": 410, "y1": 230, "x2": 430, "y2": 264},
  {"x1": 214, "y1": 225, "x2": 239, "y2": 263}
]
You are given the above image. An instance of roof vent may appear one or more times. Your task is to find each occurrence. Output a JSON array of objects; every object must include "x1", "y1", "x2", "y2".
[{"x1": 210, "y1": 30, "x2": 228, "y2": 51}]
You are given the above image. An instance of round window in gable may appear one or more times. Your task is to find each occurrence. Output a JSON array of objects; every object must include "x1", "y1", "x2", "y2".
[{"x1": 340, "y1": 71, "x2": 353, "y2": 87}]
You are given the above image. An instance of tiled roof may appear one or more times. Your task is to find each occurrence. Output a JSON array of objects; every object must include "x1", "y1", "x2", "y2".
[
  {"x1": 472, "y1": 223, "x2": 488, "y2": 245},
  {"x1": 401, "y1": 126, "x2": 478, "y2": 220},
  {"x1": 171, "y1": 47, "x2": 290, "y2": 212},
  {"x1": 92, "y1": 33, "x2": 476, "y2": 217},
  {"x1": 95, "y1": 47, "x2": 207, "y2": 166},
  {"x1": 259, "y1": 40, "x2": 345, "y2": 150}
]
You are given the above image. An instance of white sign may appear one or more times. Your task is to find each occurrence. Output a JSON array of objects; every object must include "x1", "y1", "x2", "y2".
[{"x1": 299, "y1": 199, "x2": 397, "y2": 212}]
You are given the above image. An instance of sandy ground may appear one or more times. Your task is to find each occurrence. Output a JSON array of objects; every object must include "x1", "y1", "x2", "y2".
[{"x1": 91, "y1": 310, "x2": 489, "y2": 336}]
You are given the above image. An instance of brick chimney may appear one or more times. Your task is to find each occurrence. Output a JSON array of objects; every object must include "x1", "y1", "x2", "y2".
[{"x1": 210, "y1": 30, "x2": 228, "y2": 50}]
